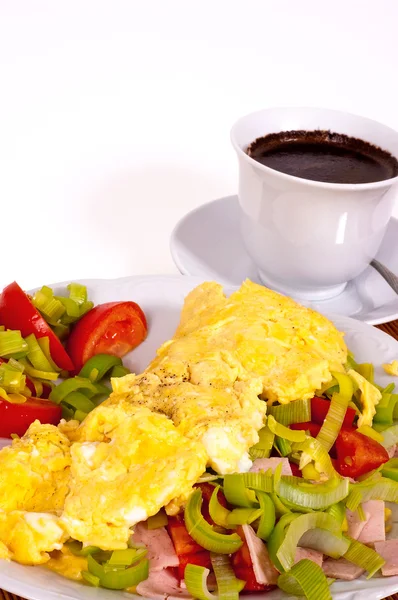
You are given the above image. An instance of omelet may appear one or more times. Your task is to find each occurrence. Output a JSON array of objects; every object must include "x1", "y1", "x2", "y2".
[
  {"x1": 61, "y1": 404, "x2": 207, "y2": 549},
  {"x1": 0, "y1": 279, "x2": 350, "y2": 569}
]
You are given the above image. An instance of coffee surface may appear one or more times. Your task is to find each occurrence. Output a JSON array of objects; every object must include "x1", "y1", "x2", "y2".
[{"x1": 247, "y1": 130, "x2": 398, "y2": 184}]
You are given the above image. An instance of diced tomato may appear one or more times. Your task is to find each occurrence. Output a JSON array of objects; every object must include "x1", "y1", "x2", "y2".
[
  {"x1": 311, "y1": 396, "x2": 356, "y2": 428},
  {"x1": 289, "y1": 462, "x2": 302, "y2": 477},
  {"x1": 178, "y1": 551, "x2": 212, "y2": 581},
  {"x1": 231, "y1": 527, "x2": 275, "y2": 593},
  {"x1": 290, "y1": 421, "x2": 321, "y2": 438},
  {"x1": 0, "y1": 397, "x2": 62, "y2": 438},
  {"x1": 0, "y1": 281, "x2": 74, "y2": 371},
  {"x1": 335, "y1": 427, "x2": 389, "y2": 478},
  {"x1": 167, "y1": 514, "x2": 204, "y2": 556},
  {"x1": 66, "y1": 301, "x2": 147, "y2": 372}
]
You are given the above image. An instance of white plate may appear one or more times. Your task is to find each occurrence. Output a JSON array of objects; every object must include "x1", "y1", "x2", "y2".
[
  {"x1": 170, "y1": 196, "x2": 398, "y2": 325},
  {"x1": 1, "y1": 274, "x2": 398, "y2": 600}
]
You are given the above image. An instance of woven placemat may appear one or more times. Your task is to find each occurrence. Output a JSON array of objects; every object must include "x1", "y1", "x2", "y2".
[{"x1": 1, "y1": 318, "x2": 398, "y2": 600}]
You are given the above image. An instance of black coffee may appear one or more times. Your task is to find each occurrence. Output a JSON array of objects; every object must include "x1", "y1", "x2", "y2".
[{"x1": 247, "y1": 130, "x2": 398, "y2": 184}]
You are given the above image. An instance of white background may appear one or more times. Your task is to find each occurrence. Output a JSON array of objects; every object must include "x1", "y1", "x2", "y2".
[{"x1": 1, "y1": 0, "x2": 398, "y2": 289}]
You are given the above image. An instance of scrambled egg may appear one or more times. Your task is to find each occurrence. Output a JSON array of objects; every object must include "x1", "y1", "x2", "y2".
[
  {"x1": 0, "y1": 280, "x2": 350, "y2": 568},
  {"x1": 383, "y1": 360, "x2": 398, "y2": 376}
]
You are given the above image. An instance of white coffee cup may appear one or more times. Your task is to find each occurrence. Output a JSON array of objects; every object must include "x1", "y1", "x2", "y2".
[{"x1": 231, "y1": 107, "x2": 398, "y2": 300}]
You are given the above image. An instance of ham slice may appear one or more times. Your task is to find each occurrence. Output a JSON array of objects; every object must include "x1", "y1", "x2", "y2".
[
  {"x1": 242, "y1": 524, "x2": 279, "y2": 584},
  {"x1": 136, "y1": 569, "x2": 192, "y2": 599},
  {"x1": 131, "y1": 522, "x2": 179, "y2": 571},
  {"x1": 346, "y1": 500, "x2": 385, "y2": 543},
  {"x1": 322, "y1": 558, "x2": 365, "y2": 581},
  {"x1": 357, "y1": 500, "x2": 385, "y2": 544},
  {"x1": 295, "y1": 547, "x2": 323, "y2": 567},
  {"x1": 374, "y1": 540, "x2": 398, "y2": 576},
  {"x1": 250, "y1": 458, "x2": 292, "y2": 476}
]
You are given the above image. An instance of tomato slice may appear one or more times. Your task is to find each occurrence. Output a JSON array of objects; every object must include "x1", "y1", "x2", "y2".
[
  {"x1": 335, "y1": 427, "x2": 389, "y2": 478},
  {"x1": 311, "y1": 396, "x2": 356, "y2": 428},
  {"x1": 66, "y1": 301, "x2": 147, "y2": 372},
  {"x1": 0, "y1": 397, "x2": 62, "y2": 438},
  {"x1": 178, "y1": 551, "x2": 212, "y2": 581},
  {"x1": 167, "y1": 514, "x2": 204, "y2": 556},
  {"x1": 0, "y1": 281, "x2": 74, "y2": 371}
]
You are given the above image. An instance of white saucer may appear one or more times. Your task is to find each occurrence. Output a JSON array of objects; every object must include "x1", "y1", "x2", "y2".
[{"x1": 170, "y1": 195, "x2": 398, "y2": 325}]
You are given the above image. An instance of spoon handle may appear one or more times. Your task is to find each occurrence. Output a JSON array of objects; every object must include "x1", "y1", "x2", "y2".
[{"x1": 371, "y1": 259, "x2": 398, "y2": 295}]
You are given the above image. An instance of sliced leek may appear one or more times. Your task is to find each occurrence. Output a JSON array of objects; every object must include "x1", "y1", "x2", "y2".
[
  {"x1": 277, "y1": 558, "x2": 332, "y2": 600},
  {"x1": 346, "y1": 477, "x2": 398, "y2": 511},
  {"x1": 256, "y1": 491, "x2": 275, "y2": 541},
  {"x1": 374, "y1": 392, "x2": 398, "y2": 426},
  {"x1": 381, "y1": 424, "x2": 398, "y2": 449},
  {"x1": 277, "y1": 512, "x2": 341, "y2": 571},
  {"x1": 209, "y1": 485, "x2": 231, "y2": 528},
  {"x1": 184, "y1": 489, "x2": 242, "y2": 554},
  {"x1": 316, "y1": 376, "x2": 353, "y2": 452},
  {"x1": 147, "y1": 509, "x2": 168, "y2": 529},
  {"x1": 277, "y1": 476, "x2": 349, "y2": 510},
  {"x1": 184, "y1": 565, "x2": 215, "y2": 600},
  {"x1": 0, "y1": 331, "x2": 28, "y2": 358},
  {"x1": 223, "y1": 474, "x2": 258, "y2": 508},
  {"x1": 249, "y1": 425, "x2": 274, "y2": 460},
  {"x1": 227, "y1": 507, "x2": 263, "y2": 526},
  {"x1": 298, "y1": 528, "x2": 350, "y2": 559},
  {"x1": 211, "y1": 553, "x2": 244, "y2": 600},
  {"x1": 268, "y1": 399, "x2": 311, "y2": 426},
  {"x1": 267, "y1": 415, "x2": 306, "y2": 442},
  {"x1": 343, "y1": 536, "x2": 385, "y2": 578},
  {"x1": 292, "y1": 437, "x2": 338, "y2": 478},
  {"x1": 267, "y1": 513, "x2": 299, "y2": 573},
  {"x1": 79, "y1": 354, "x2": 124, "y2": 383}
]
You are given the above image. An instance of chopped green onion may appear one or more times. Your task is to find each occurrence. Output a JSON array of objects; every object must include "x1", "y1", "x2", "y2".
[
  {"x1": 62, "y1": 392, "x2": 96, "y2": 414},
  {"x1": 227, "y1": 507, "x2": 263, "y2": 526},
  {"x1": 0, "y1": 331, "x2": 28, "y2": 359},
  {"x1": 277, "y1": 512, "x2": 341, "y2": 572},
  {"x1": 346, "y1": 477, "x2": 398, "y2": 511},
  {"x1": 81, "y1": 571, "x2": 100, "y2": 587},
  {"x1": 268, "y1": 399, "x2": 311, "y2": 426},
  {"x1": 209, "y1": 485, "x2": 231, "y2": 528},
  {"x1": 298, "y1": 528, "x2": 350, "y2": 558},
  {"x1": 277, "y1": 476, "x2": 349, "y2": 510},
  {"x1": 184, "y1": 489, "x2": 242, "y2": 554},
  {"x1": 87, "y1": 554, "x2": 149, "y2": 590},
  {"x1": 274, "y1": 436, "x2": 292, "y2": 457},
  {"x1": 147, "y1": 509, "x2": 168, "y2": 529},
  {"x1": 267, "y1": 415, "x2": 306, "y2": 442},
  {"x1": 223, "y1": 474, "x2": 258, "y2": 508},
  {"x1": 277, "y1": 558, "x2": 332, "y2": 600},
  {"x1": 249, "y1": 425, "x2": 274, "y2": 460},
  {"x1": 211, "y1": 553, "x2": 244, "y2": 599},
  {"x1": 111, "y1": 364, "x2": 131, "y2": 379},
  {"x1": 343, "y1": 536, "x2": 385, "y2": 578},
  {"x1": 256, "y1": 492, "x2": 275, "y2": 541},
  {"x1": 79, "y1": 354, "x2": 123, "y2": 383},
  {"x1": 49, "y1": 376, "x2": 99, "y2": 404}
]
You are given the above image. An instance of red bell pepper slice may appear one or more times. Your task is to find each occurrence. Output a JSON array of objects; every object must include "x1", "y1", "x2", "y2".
[
  {"x1": 167, "y1": 514, "x2": 204, "y2": 556},
  {"x1": 335, "y1": 427, "x2": 389, "y2": 478},
  {"x1": 311, "y1": 396, "x2": 356, "y2": 428}
]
